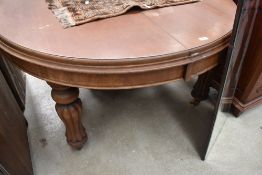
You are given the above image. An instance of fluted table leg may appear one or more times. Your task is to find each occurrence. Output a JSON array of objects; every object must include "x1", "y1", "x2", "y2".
[
  {"x1": 47, "y1": 82, "x2": 87, "y2": 149},
  {"x1": 191, "y1": 71, "x2": 213, "y2": 106}
]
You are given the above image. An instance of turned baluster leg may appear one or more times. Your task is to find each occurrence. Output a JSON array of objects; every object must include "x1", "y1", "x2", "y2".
[
  {"x1": 47, "y1": 82, "x2": 87, "y2": 149},
  {"x1": 191, "y1": 71, "x2": 213, "y2": 105}
]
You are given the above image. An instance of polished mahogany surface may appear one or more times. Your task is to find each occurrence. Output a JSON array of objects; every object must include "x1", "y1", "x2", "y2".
[
  {"x1": 0, "y1": 0, "x2": 236, "y2": 89},
  {"x1": 230, "y1": 0, "x2": 262, "y2": 116},
  {"x1": 0, "y1": 0, "x2": 235, "y2": 59},
  {"x1": 0, "y1": 0, "x2": 236, "y2": 150}
]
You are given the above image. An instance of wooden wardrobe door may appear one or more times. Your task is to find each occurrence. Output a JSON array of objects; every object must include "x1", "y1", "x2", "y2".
[
  {"x1": 231, "y1": 1, "x2": 262, "y2": 116},
  {"x1": 0, "y1": 70, "x2": 33, "y2": 175},
  {"x1": 0, "y1": 54, "x2": 26, "y2": 111}
]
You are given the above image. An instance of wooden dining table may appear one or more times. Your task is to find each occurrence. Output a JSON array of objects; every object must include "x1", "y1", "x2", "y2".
[{"x1": 0, "y1": 0, "x2": 236, "y2": 149}]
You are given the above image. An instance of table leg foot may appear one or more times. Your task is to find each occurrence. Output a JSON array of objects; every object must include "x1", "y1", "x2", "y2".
[
  {"x1": 191, "y1": 71, "x2": 213, "y2": 105},
  {"x1": 47, "y1": 82, "x2": 87, "y2": 150}
]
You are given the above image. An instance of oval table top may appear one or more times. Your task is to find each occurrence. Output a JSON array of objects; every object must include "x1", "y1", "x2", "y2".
[
  {"x1": 0, "y1": 0, "x2": 236, "y2": 59},
  {"x1": 0, "y1": 0, "x2": 236, "y2": 89}
]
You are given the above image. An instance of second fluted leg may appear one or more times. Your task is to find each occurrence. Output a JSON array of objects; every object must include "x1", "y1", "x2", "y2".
[{"x1": 191, "y1": 71, "x2": 213, "y2": 105}]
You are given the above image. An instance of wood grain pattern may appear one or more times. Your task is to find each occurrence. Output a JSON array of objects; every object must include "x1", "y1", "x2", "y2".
[
  {"x1": 0, "y1": 71, "x2": 33, "y2": 175},
  {"x1": 0, "y1": 0, "x2": 236, "y2": 89},
  {"x1": 0, "y1": 34, "x2": 232, "y2": 89},
  {"x1": 209, "y1": 0, "x2": 262, "y2": 116},
  {"x1": 231, "y1": 1, "x2": 262, "y2": 116},
  {"x1": 0, "y1": 0, "x2": 235, "y2": 59},
  {"x1": 0, "y1": 54, "x2": 26, "y2": 110},
  {"x1": 0, "y1": 0, "x2": 236, "y2": 148},
  {"x1": 48, "y1": 83, "x2": 87, "y2": 149}
]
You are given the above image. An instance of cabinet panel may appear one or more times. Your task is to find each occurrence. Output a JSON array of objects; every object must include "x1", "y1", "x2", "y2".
[{"x1": 0, "y1": 70, "x2": 33, "y2": 175}]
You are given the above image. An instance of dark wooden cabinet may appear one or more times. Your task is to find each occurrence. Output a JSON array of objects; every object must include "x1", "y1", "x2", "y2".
[
  {"x1": 0, "y1": 58, "x2": 33, "y2": 174},
  {"x1": 231, "y1": 7, "x2": 262, "y2": 116},
  {"x1": 207, "y1": 0, "x2": 262, "y2": 116},
  {"x1": 0, "y1": 55, "x2": 26, "y2": 111}
]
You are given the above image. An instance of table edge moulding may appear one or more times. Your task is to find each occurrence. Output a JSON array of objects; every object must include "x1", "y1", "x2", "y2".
[{"x1": 0, "y1": 0, "x2": 236, "y2": 149}]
